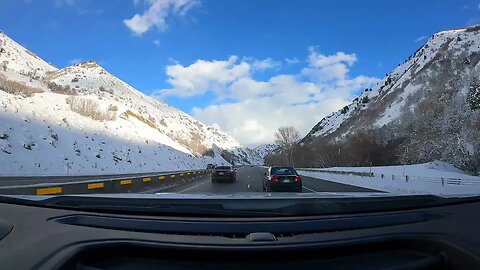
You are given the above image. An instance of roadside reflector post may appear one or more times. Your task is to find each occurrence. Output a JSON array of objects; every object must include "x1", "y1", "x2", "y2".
[{"x1": 442, "y1": 177, "x2": 444, "y2": 186}]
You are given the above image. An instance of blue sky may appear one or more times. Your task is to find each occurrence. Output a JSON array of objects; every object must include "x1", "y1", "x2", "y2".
[{"x1": 1, "y1": 0, "x2": 479, "y2": 145}]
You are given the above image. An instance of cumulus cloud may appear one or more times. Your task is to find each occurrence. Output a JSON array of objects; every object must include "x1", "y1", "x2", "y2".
[
  {"x1": 124, "y1": 0, "x2": 199, "y2": 35},
  {"x1": 285, "y1": 57, "x2": 300, "y2": 64},
  {"x1": 157, "y1": 48, "x2": 380, "y2": 146},
  {"x1": 251, "y1": 58, "x2": 281, "y2": 71},
  {"x1": 307, "y1": 48, "x2": 357, "y2": 67},
  {"x1": 154, "y1": 56, "x2": 250, "y2": 98},
  {"x1": 302, "y1": 48, "x2": 361, "y2": 83}
]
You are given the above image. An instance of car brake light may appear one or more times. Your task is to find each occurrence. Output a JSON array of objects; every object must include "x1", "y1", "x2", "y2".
[
  {"x1": 295, "y1": 175, "x2": 302, "y2": 182},
  {"x1": 271, "y1": 175, "x2": 278, "y2": 182}
]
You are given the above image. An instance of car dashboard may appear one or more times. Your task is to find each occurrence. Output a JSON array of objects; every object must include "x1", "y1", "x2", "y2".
[{"x1": 0, "y1": 197, "x2": 479, "y2": 269}]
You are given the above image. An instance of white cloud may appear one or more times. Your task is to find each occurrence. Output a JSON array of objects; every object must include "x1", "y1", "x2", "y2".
[
  {"x1": 414, "y1": 35, "x2": 428, "y2": 43},
  {"x1": 302, "y1": 48, "x2": 360, "y2": 83},
  {"x1": 192, "y1": 93, "x2": 349, "y2": 146},
  {"x1": 307, "y1": 48, "x2": 357, "y2": 68},
  {"x1": 285, "y1": 57, "x2": 300, "y2": 64},
  {"x1": 153, "y1": 55, "x2": 250, "y2": 98},
  {"x1": 251, "y1": 58, "x2": 281, "y2": 71},
  {"x1": 158, "y1": 48, "x2": 380, "y2": 146},
  {"x1": 124, "y1": 0, "x2": 199, "y2": 35}
]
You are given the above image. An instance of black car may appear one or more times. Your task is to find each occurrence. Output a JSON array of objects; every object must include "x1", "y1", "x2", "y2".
[
  {"x1": 212, "y1": 166, "x2": 236, "y2": 183},
  {"x1": 206, "y1": 164, "x2": 215, "y2": 169},
  {"x1": 263, "y1": 166, "x2": 302, "y2": 192}
]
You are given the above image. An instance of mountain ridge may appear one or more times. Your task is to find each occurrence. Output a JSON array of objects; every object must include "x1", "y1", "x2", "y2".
[
  {"x1": 0, "y1": 31, "x2": 262, "y2": 175},
  {"x1": 273, "y1": 25, "x2": 480, "y2": 173}
]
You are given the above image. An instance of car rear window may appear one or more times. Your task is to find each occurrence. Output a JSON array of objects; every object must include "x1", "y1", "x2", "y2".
[
  {"x1": 272, "y1": 167, "x2": 296, "y2": 175},
  {"x1": 216, "y1": 166, "x2": 231, "y2": 170}
]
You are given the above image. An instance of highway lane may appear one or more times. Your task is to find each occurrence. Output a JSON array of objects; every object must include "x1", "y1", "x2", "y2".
[{"x1": 159, "y1": 166, "x2": 379, "y2": 194}]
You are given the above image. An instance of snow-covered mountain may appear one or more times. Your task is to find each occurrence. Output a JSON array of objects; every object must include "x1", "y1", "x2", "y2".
[
  {"x1": 300, "y1": 26, "x2": 480, "y2": 173},
  {"x1": 0, "y1": 31, "x2": 256, "y2": 176},
  {"x1": 253, "y1": 144, "x2": 278, "y2": 160}
]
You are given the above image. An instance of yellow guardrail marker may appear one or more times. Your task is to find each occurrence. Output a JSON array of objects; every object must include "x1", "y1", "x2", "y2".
[
  {"x1": 120, "y1": 179, "x2": 132, "y2": 185},
  {"x1": 170, "y1": 174, "x2": 176, "y2": 178},
  {"x1": 87, "y1": 183, "x2": 104, "y2": 189},
  {"x1": 158, "y1": 175, "x2": 166, "y2": 180},
  {"x1": 36, "y1": 187, "x2": 62, "y2": 195},
  {"x1": 143, "y1": 177, "x2": 152, "y2": 182}
]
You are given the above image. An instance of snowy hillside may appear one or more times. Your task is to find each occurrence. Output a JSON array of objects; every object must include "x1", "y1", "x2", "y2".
[
  {"x1": 0, "y1": 31, "x2": 57, "y2": 79},
  {"x1": 303, "y1": 26, "x2": 480, "y2": 141},
  {"x1": 0, "y1": 32, "x2": 255, "y2": 176},
  {"x1": 300, "y1": 26, "x2": 480, "y2": 173},
  {"x1": 253, "y1": 144, "x2": 278, "y2": 160}
]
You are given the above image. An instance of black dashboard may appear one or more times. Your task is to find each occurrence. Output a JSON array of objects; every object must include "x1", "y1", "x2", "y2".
[{"x1": 0, "y1": 198, "x2": 479, "y2": 269}]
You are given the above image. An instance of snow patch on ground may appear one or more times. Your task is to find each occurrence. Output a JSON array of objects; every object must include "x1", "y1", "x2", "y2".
[{"x1": 298, "y1": 161, "x2": 480, "y2": 196}]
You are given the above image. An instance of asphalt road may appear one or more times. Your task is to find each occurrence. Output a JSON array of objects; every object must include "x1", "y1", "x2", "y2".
[{"x1": 160, "y1": 166, "x2": 379, "y2": 194}]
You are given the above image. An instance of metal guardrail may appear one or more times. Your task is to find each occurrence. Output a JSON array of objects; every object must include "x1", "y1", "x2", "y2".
[
  {"x1": 298, "y1": 168, "x2": 480, "y2": 187},
  {"x1": 0, "y1": 169, "x2": 213, "y2": 196}
]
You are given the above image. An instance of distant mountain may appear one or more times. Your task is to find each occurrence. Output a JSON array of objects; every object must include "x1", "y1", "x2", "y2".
[
  {"x1": 253, "y1": 144, "x2": 278, "y2": 160},
  {"x1": 0, "y1": 31, "x2": 257, "y2": 176},
  {"x1": 291, "y1": 26, "x2": 480, "y2": 173}
]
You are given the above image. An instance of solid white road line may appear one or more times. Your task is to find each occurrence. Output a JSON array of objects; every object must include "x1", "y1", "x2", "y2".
[
  {"x1": 303, "y1": 185, "x2": 318, "y2": 193},
  {"x1": 179, "y1": 179, "x2": 210, "y2": 193}
]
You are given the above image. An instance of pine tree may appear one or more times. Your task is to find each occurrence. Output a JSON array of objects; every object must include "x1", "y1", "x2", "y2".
[{"x1": 467, "y1": 77, "x2": 480, "y2": 111}]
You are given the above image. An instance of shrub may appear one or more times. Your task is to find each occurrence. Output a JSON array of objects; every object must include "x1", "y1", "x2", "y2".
[
  {"x1": 120, "y1": 110, "x2": 156, "y2": 128},
  {"x1": 46, "y1": 81, "x2": 77, "y2": 95},
  {"x1": 65, "y1": 96, "x2": 116, "y2": 121},
  {"x1": 107, "y1": 104, "x2": 118, "y2": 111},
  {"x1": 0, "y1": 74, "x2": 43, "y2": 97}
]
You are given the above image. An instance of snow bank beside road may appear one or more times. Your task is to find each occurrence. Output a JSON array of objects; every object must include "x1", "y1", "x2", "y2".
[
  {"x1": 298, "y1": 162, "x2": 480, "y2": 196},
  {"x1": 320, "y1": 161, "x2": 478, "y2": 180}
]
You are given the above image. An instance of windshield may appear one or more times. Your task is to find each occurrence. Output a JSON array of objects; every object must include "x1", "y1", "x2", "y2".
[
  {"x1": 0, "y1": 0, "x2": 479, "y2": 216},
  {"x1": 215, "y1": 166, "x2": 232, "y2": 170},
  {"x1": 272, "y1": 167, "x2": 297, "y2": 175}
]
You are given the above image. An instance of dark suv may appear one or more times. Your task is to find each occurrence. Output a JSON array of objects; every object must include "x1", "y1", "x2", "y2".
[
  {"x1": 263, "y1": 166, "x2": 302, "y2": 192},
  {"x1": 212, "y1": 166, "x2": 236, "y2": 183}
]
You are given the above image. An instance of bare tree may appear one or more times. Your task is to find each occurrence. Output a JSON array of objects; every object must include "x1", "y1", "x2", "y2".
[
  {"x1": 274, "y1": 126, "x2": 301, "y2": 148},
  {"x1": 274, "y1": 126, "x2": 301, "y2": 165}
]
